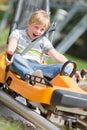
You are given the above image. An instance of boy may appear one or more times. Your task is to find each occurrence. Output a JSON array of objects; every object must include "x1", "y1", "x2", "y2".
[{"x1": 6, "y1": 10, "x2": 84, "y2": 83}]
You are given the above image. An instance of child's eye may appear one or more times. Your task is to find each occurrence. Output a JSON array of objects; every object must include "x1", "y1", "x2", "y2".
[
  {"x1": 41, "y1": 28, "x2": 45, "y2": 32},
  {"x1": 35, "y1": 26, "x2": 38, "y2": 29}
]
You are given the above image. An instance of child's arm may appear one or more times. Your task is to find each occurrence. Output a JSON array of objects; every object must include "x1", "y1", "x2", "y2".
[
  {"x1": 48, "y1": 48, "x2": 68, "y2": 63},
  {"x1": 48, "y1": 48, "x2": 85, "y2": 82},
  {"x1": 5, "y1": 38, "x2": 17, "y2": 66},
  {"x1": 7, "y1": 38, "x2": 17, "y2": 53}
]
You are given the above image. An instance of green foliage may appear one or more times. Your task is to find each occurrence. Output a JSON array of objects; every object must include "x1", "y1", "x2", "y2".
[
  {"x1": 0, "y1": 116, "x2": 23, "y2": 130},
  {"x1": 47, "y1": 54, "x2": 87, "y2": 71},
  {"x1": 0, "y1": 28, "x2": 9, "y2": 46},
  {"x1": 65, "y1": 54, "x2": 87, "y2": 71},
  {"x1": 0, "y1": 10, "x2": 5, "y2": 20}
]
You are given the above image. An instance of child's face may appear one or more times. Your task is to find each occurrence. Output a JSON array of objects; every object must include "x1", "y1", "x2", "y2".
[{"x1": 28, "y1": 23, "x2": 46, "y2": 40}]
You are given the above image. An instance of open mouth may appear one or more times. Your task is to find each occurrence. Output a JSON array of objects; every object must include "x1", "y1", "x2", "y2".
[{"x1": 33, "y1": 33, "x2": 38, "y2": 38}]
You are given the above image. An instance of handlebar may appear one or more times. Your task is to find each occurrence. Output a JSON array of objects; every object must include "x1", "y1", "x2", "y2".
[
  {"x1": 6, "y1": 51, "x2": 14, "y2": 72},
  {"x1": 80, "y1": 69, "x2": 87, "y2": 77},
  {"x1": 7, "y1": 51, "x2": 13, "y2": 61},
  {"x1": 60, "y1": 60, "x2": 77, "y2": 77}
]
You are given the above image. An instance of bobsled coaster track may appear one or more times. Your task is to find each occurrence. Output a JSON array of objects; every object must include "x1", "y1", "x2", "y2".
[{"x1": 0, "y1": 90, "x2": 61, "y2": 130}]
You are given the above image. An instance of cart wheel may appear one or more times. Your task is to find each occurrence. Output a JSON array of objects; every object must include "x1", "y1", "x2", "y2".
[
  {"x1": 64, "y1": 119, "x2": 77, "y2": 130},
  {"x1": 26, "y1": 100, "x2": 36, "y2": 110},
  {"x1": 60, "y1": 60, "x2": 77, "y2": 77},
  {"x1": 0, "y1": 83, "x2": 4, "y2": 89},
  {"x1": 40, "y1": 112, "x2": 48, "y2": 118}
]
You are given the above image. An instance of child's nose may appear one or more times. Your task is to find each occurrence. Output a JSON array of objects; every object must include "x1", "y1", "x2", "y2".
[{"x1": 37, "y1": 29, "x2": 41, "y2": 35}]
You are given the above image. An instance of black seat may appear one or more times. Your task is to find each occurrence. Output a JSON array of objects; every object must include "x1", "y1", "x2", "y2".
[{"x1": 51, "y1": 89, "x2": 87, "y2": 109}]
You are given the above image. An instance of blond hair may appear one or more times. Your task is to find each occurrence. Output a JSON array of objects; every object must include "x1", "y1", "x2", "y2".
[{"x1": 29, "y1": 10, "x2": 50, "y2": 30}]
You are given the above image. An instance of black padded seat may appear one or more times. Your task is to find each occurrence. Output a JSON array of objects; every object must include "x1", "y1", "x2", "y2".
[{"x1": 50, "y1": 89, "x2": 87, "y2": 109}]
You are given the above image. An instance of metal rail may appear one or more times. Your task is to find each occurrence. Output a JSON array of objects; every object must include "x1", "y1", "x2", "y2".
[{"x1": 0, "y1": 90, "x2": 61, "y2": 130}]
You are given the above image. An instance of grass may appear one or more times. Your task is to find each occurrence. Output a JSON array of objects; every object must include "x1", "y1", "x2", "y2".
[
  {"x1": 47, "y1": 54, "x2": 87, "y2": 70},
  {"x1": 0, "y1": 28, "x2": 9, "y2": 46},
  {"x1": 65, "y1": 54, "x2": 87, "y2": 71},
  {"x1": 0, "y1": 116, "x2": 23, "y2": 130}
]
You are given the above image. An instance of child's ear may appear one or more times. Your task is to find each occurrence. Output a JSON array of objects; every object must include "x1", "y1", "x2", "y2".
[
  {"x1": 28, "y1": 22, "x2": 30, "y2": 26},
  {"x1": 28, "y1": 21, "x2": 31, "y2": 26}
]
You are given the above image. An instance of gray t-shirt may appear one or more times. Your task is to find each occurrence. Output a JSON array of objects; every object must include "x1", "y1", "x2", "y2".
[{"x1": 9, "y1": 29, "x2": 54, "y2": 63}]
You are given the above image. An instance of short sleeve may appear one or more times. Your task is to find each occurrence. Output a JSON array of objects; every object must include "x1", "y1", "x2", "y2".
[
  {"x1": 9, "y1": 29, "x2": 20, "y2": 41},
  {"x1": 41, "y1": 37, "x2": 54, "y2": 54}
]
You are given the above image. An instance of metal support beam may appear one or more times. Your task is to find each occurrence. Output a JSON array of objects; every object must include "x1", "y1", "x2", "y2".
[
  {"x1": 56, "y1": 14, "x2": 87, "y2": 54},
  {"x1": 9, "y1": 0, "x2": 24, "y2": 33},
  {"x1": 0, "y1": 0, "x2": 15, "y2": 29}
]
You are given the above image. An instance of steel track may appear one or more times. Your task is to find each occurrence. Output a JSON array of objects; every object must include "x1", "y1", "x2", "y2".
[
  {"x1": 0, "y1": 90, "x2": 61, "y2": 130},
  {"x1": 0, "y1": 102, "x2": 35, "y2": 128}
]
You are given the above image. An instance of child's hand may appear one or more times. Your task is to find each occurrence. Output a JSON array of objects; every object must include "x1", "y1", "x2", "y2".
[
  {"x1": 75, "y1": 70, "x2": 85, "y2": 82},
  {"x1": 5, "y1": 56, "x2": 13, "y2": 66},
  {"x1": 5, "y1": 51, "x2": 14, "y2": 66}
]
